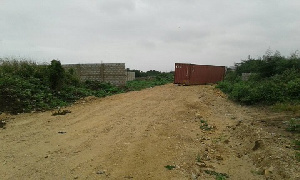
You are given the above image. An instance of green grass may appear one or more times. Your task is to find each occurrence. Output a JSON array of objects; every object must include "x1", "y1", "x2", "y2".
[
  {"x1": 196, "y1": 153, "x2": 201, "y2": 162},
  {"x1": 287, "y1": 118, "x2": 300, "y2": 133},
  {"x1": 251, "y1": 169, "x2": 264, "y2": 175},
  {"x1": 0, "y1": 58, "x2": 173, "y2": 114},
  {"x1": 125, "y1": 73, "x2": 173, "y2": 91},
  {"x1": 288, "y1": 119, "x2": 300, "y2": 162},
  {"x1": 204, "y1": 170, "x2": 229, "y2": 180},
  {"x1": 272, "y1": 103, "x2": 300, "y2": 113},
  {"x1": 296, "y1": 152, "x2": 300, "y2": 162},
  {"x1": 294, "y1": 140, "x2": 300, "y2": 150},
  {"x1": 200, "y1": 120, "x2": 213, "y2": 131},
  {"x1": 164, "y1": 165, "x2": 176, "y2": 170}
]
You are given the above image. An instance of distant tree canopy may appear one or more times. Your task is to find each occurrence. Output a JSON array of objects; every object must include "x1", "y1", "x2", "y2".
[
  {"x1": 127, "y1": 69, "x2": 172, "y2": 77},
  {"x1": 234, "y1": 50, "x2": 300, "y2": 78}
]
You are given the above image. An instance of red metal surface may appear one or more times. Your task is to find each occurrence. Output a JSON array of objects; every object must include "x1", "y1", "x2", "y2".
[
  {"x1": 174, "y1": 63, "x2": 191, "y2": 85},
  {"x1": 174, "y1": 63, "x2": 226, "y2": 85}
]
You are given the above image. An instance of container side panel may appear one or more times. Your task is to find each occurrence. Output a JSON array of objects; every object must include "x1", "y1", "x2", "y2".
[
  {"x1": 189, "y1": 65, "x2": 205, "y2": 85},
  {"x1": 189, "y1": 65, "x2": 225, "y2": 85}
]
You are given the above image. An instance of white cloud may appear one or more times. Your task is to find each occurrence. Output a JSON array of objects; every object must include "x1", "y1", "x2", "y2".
[{"x1": 0, "y1": 0, "x2": 299, "y2": 71}]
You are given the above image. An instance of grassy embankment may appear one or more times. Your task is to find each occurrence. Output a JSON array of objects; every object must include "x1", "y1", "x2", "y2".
[{"x1": 0, "y1": 58, "x2": 173, "y2": 114}]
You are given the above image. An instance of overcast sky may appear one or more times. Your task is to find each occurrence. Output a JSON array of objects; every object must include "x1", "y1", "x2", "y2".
[{"x1": 0, "y1": 0, "x2": 299, "y2": 71}]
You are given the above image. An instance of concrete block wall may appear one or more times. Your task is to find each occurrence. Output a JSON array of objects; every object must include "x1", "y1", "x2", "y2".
[
  {"x1": 63, "y1": 63, "x2": 126, "y2": 86},
  {"x1": 242, "y1": 73, "x2": 255, "y2": 81},
  {"x1": 126, "y1": 72, "x2": 135, "y2": 81}
]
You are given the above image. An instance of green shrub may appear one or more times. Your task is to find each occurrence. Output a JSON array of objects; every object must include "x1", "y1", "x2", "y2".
[
  {"x1": 229, "y1": 81, "x2": 262, "y2": 104},
  {"x1": 216, "y1": 81, "x2": 233, "y2": 94},
  {"x1": 286, "y1": 78, "x2": 300, "y2": 99},
  {"x1": 287, "y1": 118, "x2": 300, "y2": 133},
  {"x1": 0, "y1": 58, "x2": 174, "y2": 113},
  {"x1": 217, "y1": 51, "x2": 300, "y2": 105},
  {"x1": 0, "y1": 75, "x2": 53, "y2": 113},
  {"x1": 48, "y1": 60, "x2": 65, "y2": 90}
]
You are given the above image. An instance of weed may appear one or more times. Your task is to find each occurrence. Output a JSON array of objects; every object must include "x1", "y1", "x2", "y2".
[
  {"x1": 200, "y1": 120, "x2": 213, "y2": 131},
  {"x1": 272, "y1": 103, "x2": 300, "y2": 113},
  {"x1": 196, "y1": 153, "x2": 201, "y2": 162},
  {"x1": 294, "y1": 140, "x2": 300, "y2": 150},
  {"x1": 212, "y1": 135, "x2": 227, "y2": 144},
  {"x1": 204, "y1": 170, "x2": 229, "y2": 180},
  {"x1": 216, "y1": 174, "x2": 227, "y2": 180},
  {"x1": 287, "y1": 118, "x2": 300, "y2": 133},
  {"x1": 164, "y1": 165, "x2": 176, "y2": 170},
  {"x1": 251, "y1": 169, "x2": 264, "y2": 175},
  {"x1": 296, "y1": 152, "x2": 300, "y2": 162}
]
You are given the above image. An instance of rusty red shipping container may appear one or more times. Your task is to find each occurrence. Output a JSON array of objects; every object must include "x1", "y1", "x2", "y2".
[{"x1": 174, "y1": 63, "x2": 226, "y2": 85}]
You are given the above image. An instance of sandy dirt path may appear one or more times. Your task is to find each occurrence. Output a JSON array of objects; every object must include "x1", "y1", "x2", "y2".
[{"x1": 0, "y1": 84, "x2": 299, "y2": 179}]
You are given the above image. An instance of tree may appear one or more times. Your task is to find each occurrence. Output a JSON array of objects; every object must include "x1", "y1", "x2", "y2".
[{"x1": 49, "y1": 60, "x2": 65, "y2": 90}]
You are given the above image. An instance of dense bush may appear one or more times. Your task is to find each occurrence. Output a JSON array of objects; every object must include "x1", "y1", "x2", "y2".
[
  {"x1": 217, "y1": 50, "x2": 300, "y2": 105},
  {"x1": 0, "y1": 59, "x2": 78, "y2": 113},
  {"x1": 49, "y1": 60, "x2": 65, "y2": 90},
  {"x1": 0, "y1": 58, "x2": 174, "y2": 113}
]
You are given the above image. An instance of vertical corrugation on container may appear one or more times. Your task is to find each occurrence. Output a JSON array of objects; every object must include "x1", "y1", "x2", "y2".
[
  {"x1": 174, "y1": 63, "x2": 191, "y2": 85},
  {"x1": 174, "y1": 63, "x2": 226, "y2": 85}
]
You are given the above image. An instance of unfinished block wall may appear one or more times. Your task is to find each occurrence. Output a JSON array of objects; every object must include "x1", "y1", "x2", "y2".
[
  {"x1": 126, "y1": 72, "x2": 135, "y2": 81},
  {"x1": 63, "y1": 63, "x2": 126, "y2": 86}
]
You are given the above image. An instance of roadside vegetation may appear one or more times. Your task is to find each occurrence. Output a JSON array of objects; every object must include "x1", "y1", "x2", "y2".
[
  {"x1": 217, "y1": 49, "x2": 300, "y2": 162},
  {"x1": 217, "y1": 50, "x2": 300, "y2": 106},
  {"x1": 125, "y1": 73, "x2": 173, "y2": 91},
  {"x1": 0, "y1": 57, "x2": 173, "y2": 114}
]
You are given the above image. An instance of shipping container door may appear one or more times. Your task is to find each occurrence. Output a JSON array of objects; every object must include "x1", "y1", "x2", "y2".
[{"x1": 174, "y1": 63, "x2": 191, "y2": 85}]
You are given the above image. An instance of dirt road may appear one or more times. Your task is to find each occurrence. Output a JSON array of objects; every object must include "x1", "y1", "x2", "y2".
[{"x1": 0, "y1": 84, "x2": 299, "y2": 179}]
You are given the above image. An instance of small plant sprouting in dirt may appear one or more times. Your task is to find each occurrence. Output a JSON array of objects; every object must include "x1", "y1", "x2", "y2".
[
  {"x1": 212, "y1": 135, "x2": 228, "y2": 144},
  {"x1": 286, "y1": 118, "x2": 300, "y2": 161},
  {"x1": 294, "y1": 140, "x2": 300, "y2": 162},
  {"x1": 200, "y1": 120, "x2": 213, "y2": 131},
  {"x1": 204, "y1": 170, "x2": 229, "y2": 180},
  {"x1": 294, "y1": 140, "x2": 300, "y2": 149},
  {"x1": 216, "y1": 174, "x2": 228, "y2": 180},
  {"x1": 164, "y1": 165, "x2": 176, "y2": 170},
  {"x1": 250, "y1": 169, "x2": 264, "y2": 175},
  {"x1": 295, "y1": 152, "x2": 300, "y2": 162},
  {"x1": 286, "y1": 118, "x2": 300, "y2": 132},
  {"x1": 52, "y1": 107, "x2": 72, "y2": 116},
  {"x1": 196, "y1": 153, "x2": 201, "y2": 162}
]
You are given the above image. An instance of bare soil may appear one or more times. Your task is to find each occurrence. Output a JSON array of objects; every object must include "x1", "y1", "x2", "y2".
[{"x1": 0, "y1": 84, "x2": 299, "y2": 180}]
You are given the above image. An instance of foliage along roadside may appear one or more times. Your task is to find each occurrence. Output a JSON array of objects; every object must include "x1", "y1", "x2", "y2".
[
  {"x1": 216, "y1": 50, "x2": 300, "y2": 105},
  {"x1": 0, "y1": 58, "x2": 174, "y2": 114},
  {"x1": 216, "y1": 50, "x2": 300, "y2": 162}
]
